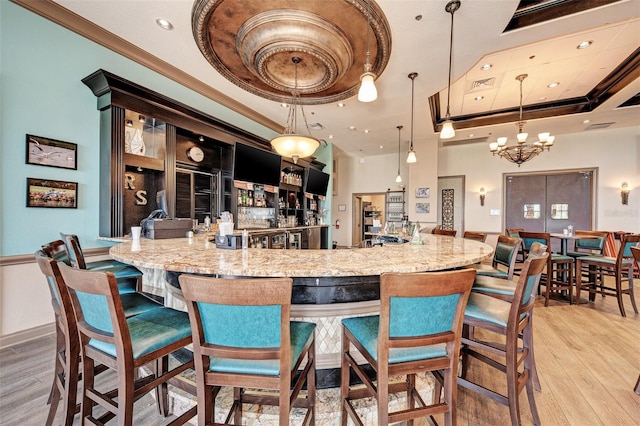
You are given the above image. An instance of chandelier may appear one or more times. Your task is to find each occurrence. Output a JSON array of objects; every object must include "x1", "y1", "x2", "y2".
[
  {"x1": 489, "y1": 74, "x2": 555, "y2": 166},
  {"x1": 270, "y1": 57, "x2": 320, "y2": 164}
]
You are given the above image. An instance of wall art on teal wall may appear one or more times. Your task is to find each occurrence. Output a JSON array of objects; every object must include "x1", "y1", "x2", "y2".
[
  {"x1": 26, "y1": 134, "x2": 77, "y2": 170},
  {"x1": 26, "y1": 178, "x2": 77, "y2": 208}
]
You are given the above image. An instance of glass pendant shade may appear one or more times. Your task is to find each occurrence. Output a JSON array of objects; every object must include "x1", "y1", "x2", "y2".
[
  {"x1": 395, "y1": 173, "x2": 402, "y2": 183},
  {"x1": 440, "y1": 120, "x2": 455, "y2": 139},
  {"x1": 517, "y1": 132, "x2": 528, "y2": 143},
  {"x1": 358, "y1": 72, "x2": 377, "y2": 102},
  {"x1": 270, "y1": 134, "x2": 320, "y2": 163},
  {"x1": 406, "y1": 150, "x2": 417, "y2": 163}
]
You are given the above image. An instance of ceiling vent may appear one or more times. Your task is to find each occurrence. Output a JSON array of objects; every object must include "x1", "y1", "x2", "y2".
[
  {"x1": 440, "y1": 136, "x2": 489, "y2": 147},
  {"x1": 584, "y1": 122, "x2": 614, "y2": 130},
  {"x1": 308, "y1": 122, "x2": 325, "y2": 130},
  {"x1": 470, "y1": 78, "x2": 496, "y2": 91}
]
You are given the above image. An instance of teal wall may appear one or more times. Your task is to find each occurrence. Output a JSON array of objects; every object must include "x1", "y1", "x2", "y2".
[{"x1": 0, "y1": 2, "x2": 276, "y2": 256}]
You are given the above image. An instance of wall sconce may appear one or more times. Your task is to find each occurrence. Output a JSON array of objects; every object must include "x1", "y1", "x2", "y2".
[
  {"x1": 621, "y1": 182, "x2": 629, "y2": 205},
  {"x1": 479, "y1": 187, "x2": 486, "y2": 206}
]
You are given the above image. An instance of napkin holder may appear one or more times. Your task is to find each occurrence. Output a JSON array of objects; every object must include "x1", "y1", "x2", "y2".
[{"x1": 214, "y1": 233, "x2": 241, "y2": 250}]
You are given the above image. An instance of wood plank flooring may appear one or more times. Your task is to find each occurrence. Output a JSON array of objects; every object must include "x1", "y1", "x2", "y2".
[{"x1": 1, "y1": 286, "x2": 638, "y2": 425}]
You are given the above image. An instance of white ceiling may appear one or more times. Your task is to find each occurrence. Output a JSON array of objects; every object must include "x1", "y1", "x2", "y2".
[{"x1": 38, "y1": 0, "x2": 640, "y2": 158}]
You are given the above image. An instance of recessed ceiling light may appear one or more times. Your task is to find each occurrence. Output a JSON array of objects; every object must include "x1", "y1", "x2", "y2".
[
  {"x1": 155, "y1": 18, "x2": 174, "y2": 30},
  {"x1": 337, "y1": 102, "x2": 345, "y2": 108},
  {"x1": 547, "y1": 82, "x2": 560, "y2": 88},
  {"x1": 577, "y1": 40, "x2": 593, "y2": 49},
  {"x1": 328, "y1": 135, "x2": 334, "y2": 139},
  {"x1": 474, "y1": 96, "x2": 484, "y2": 101},
  {"x1": 480, "y1": 63, "x2": 492, "y2": 71},
  {"x1": 364, "y1": 129, "x2": 370, "y2": 133},
  {"x1": 280, "y1": 103, "x2": 288, "y2": 108},
  {"x1": 349, "y1": 126, "x2": 356, "y2": 131},
  {"x1": 539, "y1": 96, "x2": 547, "y2": 101},
  {"x1": 379, "y1": 145, "x2": 384, "y2": 149},
  {"x1": 583, "y1": 119, "x2": 591, "y2": 124},
  {"x1": 468, "y1": 134, "x2": 474, "y2": 138},
  {"x1": 415, "y1": 15, "x2": 423, "y2": 21}
]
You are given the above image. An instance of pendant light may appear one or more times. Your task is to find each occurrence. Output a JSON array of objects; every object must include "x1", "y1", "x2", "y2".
[
  {"x1": 358, "y1": 0, "x2": 377, "y2": 102},
  {"x1": 270, "y1": 57, "x2": 320, "y2": 163},
  {"x1": 395, "y1": 125, "x2": 403, "y2": 183},
  {"x1": 440, "y1": 0, "x2": 461, "y2": 139},
  {"x1": 406, "y1": 72, "x2": 418, "y2": 163}
]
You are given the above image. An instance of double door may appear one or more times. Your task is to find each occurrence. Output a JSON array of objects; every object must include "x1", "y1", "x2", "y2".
[{"x1": 505, "y1": 170, "x2": 594, "y2": 252}]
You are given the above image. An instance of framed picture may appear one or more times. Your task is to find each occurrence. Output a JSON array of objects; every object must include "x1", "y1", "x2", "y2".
[
  {"x1": 26, "y1": 178, "x2": 78, "y2": 208},
  {"x1": 416, "y1": 202, "x2": 430, "y2": 214},
  {"x1": 415, "y1": 187, "x2": 430, "y2": 198},
  {"x1": 26, "y1": 134, "x2": 77, "y2": 170}
]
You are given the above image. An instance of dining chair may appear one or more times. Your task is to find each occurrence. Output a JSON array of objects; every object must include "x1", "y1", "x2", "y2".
[
  {"x1": 458, "y1": 252, "x2": 549, "y2": 426},
  {"x1": 463, "y1": 231, "x2": 487, "y2": 242},
  {"x1": 60, "y1": 233, "x2": 142, "y2": 293},
  {"x1": 468, "y1": 235, "x2": 521, "y2": 280},
  {"x1": 519, "y1": 231, "x2": 574, "y2": 306},
  {"x1": 433, "y1": 228, "x2": 457, "y2": 237},
  {"x1": 341, "y1": 269, "x2": 475, "y2": 426},
  {"x1": 57, "y1": 263, "x2": 196, "y2": 425},
  {"x1": 576, "y1": 234, "x2": 639, "y2": 316},
  {"x1": 179, "y1": 275, "x2": 316, "y2": 425},
  {"x1": 566, "y1": 230, "x2": 608, "y2": 258}
]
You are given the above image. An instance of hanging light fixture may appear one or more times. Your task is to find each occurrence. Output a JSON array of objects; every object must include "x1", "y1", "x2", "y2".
[
  {"x1": 270, "y1": 57, "x2": 320, "y2": 164},
  {"x1": 395, "y1": 125, "x2": 403, "y2": 183},
  {"x1": 406, "y1": 72, "x2": 418, "y2": 163},
  {"x1": 440, "y1": 0, "x2": 460, "y2": 139},
  {"x1": 489, "y1": 74, "x2": 555, "y2": 166},
  {"x1": 358, "y1": 0, "x2": 377, "y2": 102}
]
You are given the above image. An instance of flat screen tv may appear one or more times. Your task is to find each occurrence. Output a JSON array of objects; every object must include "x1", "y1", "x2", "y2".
[
  {"x1": 305, "y1": 168, "x2": 330, "y2": 196},
  {"x1": 233, "y1": 143, "x2": 282, "y2": 187}
]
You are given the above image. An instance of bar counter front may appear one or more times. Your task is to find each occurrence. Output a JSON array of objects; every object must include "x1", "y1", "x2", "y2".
[{"x1": 109, "y1": 233, "x2": 493, "y2": 387}]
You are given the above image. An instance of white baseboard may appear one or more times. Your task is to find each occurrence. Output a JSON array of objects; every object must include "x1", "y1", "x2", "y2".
[{"x1": 0, "y1": 322, "x2": 55, "y2": 350}]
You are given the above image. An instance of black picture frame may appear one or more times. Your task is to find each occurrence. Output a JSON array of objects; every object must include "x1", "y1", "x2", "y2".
[
  {"x1": 26, "y1": 178, "x2": 78, "y2": 208},
  {"x1": 26, "y1": 134, "x2": 78, "y2": 170}
]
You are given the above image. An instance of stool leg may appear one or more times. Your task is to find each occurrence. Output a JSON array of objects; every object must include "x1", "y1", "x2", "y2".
[
  {"x1": 627, "y1": 266, "x2": 638, "y2": 314},
  {"x1": 523, "y1": 321, "x2": 541, "y2": 426},
  {"x1": 62, "y1": 341, "x2": 79, "y2": 426},
  {"x1": 155, "y1": 356, "x2": 169, "y2": 416},
  {"x1": 506, "y1": 330, "x2": 522, "y2": 426},
  {"x1": 524, "y1": 313, "x2": 541, "y2": 392},
  {"x1": 45, "y1": 325, "x2": 65, "y2": 426},
  {"x1": 616, "y1": 271, "x2": 627, "y2": 317}
]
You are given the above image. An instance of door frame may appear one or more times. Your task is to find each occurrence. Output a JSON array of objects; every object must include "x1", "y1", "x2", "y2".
[
  {"x1": 352, "y1": 192, "x2": 386, "y2": 246},
  {"x1": 502, "y1": 167, "x2": 598, "y2": 231}
]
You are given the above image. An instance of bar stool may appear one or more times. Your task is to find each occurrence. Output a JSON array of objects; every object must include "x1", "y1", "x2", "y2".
[
  {"x1": 463, "y1": 231, "x2": 487, "y2": 242},
  {"x1": 57, "y1": 264, "x2": 196, "y2": 425},
  {"x1": 60, "y1": 233, "x2": 142, "y2": 293},
  {"x1": 340, "y1": 269, "x2": 475, "y2": 425},
  {"x1": 35, "y1": 249, "x2": 164, "y2": 425},
  {"x1": 468, "y1": 235, "x2": 521, "y2": 280},
  {"x1": 179, "y1": 275, "x2": 316, "y2": 425},
  {"x1": 458, "y1": 252, "x2": 548, "y2": 426},
  {"x1": 576, "y1": 234, "x2": 639, "y2": 316},
  {"x1": 433, "y1": 228, "x2": 457, "y2": 237},
  {"x1": 520, "y1": 231, "x2": 574, "y2": 306}
]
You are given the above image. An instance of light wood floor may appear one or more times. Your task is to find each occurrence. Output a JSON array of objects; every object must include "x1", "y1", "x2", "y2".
[{"x1": 1, "y1": 288, "x2": 638, "y2": 425}]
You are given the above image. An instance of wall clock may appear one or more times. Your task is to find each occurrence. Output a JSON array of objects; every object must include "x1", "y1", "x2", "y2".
[{"x1": 187, "y1": 146, "x2": 205, "y2": 162}]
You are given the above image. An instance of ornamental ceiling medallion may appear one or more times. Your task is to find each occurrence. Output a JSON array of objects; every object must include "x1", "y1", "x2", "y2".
[{"x1": 192, "y1": 0, "x2": 392, "y2": 105}]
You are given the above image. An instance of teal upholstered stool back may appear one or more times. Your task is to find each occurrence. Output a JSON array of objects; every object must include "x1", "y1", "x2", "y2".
[
  {"x1": 197, "y1": 302, "x2": 281, "y2": 348},
  {"x1": 389, "y1": 294, "x2": 459, "y2": 338},
  {"x1": 377, "y1": 269, "x2": 476, "y2": 364},
  {"x1": 494, "y1": 235, "x2": 520, "y2": 269},
  {"x1": 575, "y1": 235, "x2": 605, "y2": 251}
]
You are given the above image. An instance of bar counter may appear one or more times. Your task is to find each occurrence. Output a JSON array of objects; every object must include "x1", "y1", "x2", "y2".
[{"x1": 109, "y1": 233, "x2": 492, "y2": 385}]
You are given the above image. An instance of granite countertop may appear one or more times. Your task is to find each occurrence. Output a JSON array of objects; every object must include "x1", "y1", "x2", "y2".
[{"x1": 110, "y1": 234, "x2": 493, "y2": 278}]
